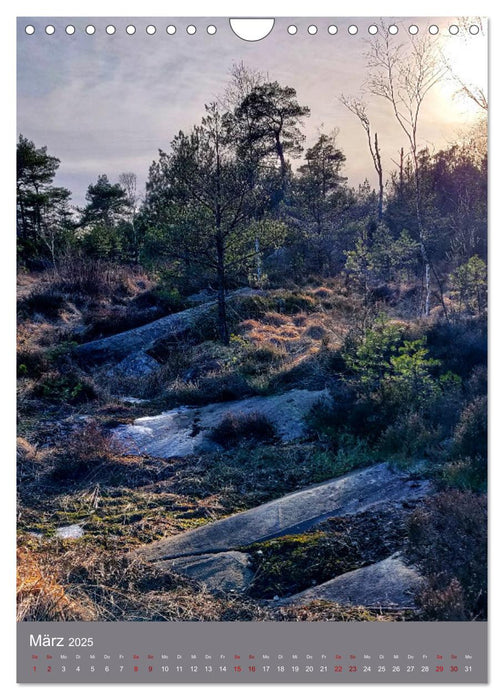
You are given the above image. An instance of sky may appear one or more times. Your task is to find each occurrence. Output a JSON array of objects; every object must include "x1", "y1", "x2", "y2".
[{"x1": 17, "y1": 16, "x2": 488, "y2": 208}]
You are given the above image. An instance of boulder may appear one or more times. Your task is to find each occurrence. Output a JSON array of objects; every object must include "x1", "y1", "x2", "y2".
[
  {"x1": 159, "y1": 551, "x2": 254, "y2": 594},
  {"x1": 113, "y1": 388, "x2": 330, "y2": 459},
  {"x1": 108, "y1": 351, "x2": 160, "y2": 379},
  {"x1": 281, "y1": 553, "x2": 423, "y2": 608}
]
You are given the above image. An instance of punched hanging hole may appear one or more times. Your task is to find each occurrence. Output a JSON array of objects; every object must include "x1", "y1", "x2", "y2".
[
  {"x1": 146, "y1": 25, "x2": 156, "y2": 35},
  {"x1": 65, "y1": 25, "x2": 75, "y2": 35},
  {"x1": 368, "y1": 25, "x2": 378, "y2": 35},
  {"x1": 106, "y1": 25, "x2": 116, "y2": 35},
  {"x1": 409, "y1": 25, "x2": 419, "y2": 35},
  {"x1": 348, "y1": 25, "x2": 358, "y2": 35},
  {"x1": 45, "y1": 25, "x2": 55, "y2": 35},
  {"x1": 229, "y1": 18, "x2": 274, "y2": 42},
  {"x1": 207, "y1": 25, "x2": 217, "y2": 35},
  {"x1": 187, "y1": 25, "x2": 197, "y2": 35},
  {"x1": 328, "y1": 25, "x2": 338, "y2": 35},
  {"x1": 308, "y1": 25, "x2": 318, "y2": 35},
  {"x1": 126, "y1": 25, "x2": 136, "y2": 35},
  {"x1": 388, "y1": 25, "x2": 398, "y2": 35},
  {"x1": 449, "y1": 25, "x2": 459, "y2": 35},
  {"x1": 166, "y1": 25, "x2": 176, "y2": 35},
  {"x1": 85, "y1": 25, "x2": 96, "y2": 35},
  {"x1": 287, "y1": 25, "x2": 297, "y2": 35},
  {"x1": 429, "y1": 25, "x2": 439, "y2": 35},
  {"x1": 469, "y1": 24, "x2": 480, "y2": 35},
  {"x1": 25, "y1": 25, "x2": 35, "y2": 35}
]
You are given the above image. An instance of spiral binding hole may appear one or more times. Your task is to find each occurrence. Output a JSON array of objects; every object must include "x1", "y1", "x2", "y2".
[{"x1": 24, "y1": 19, "x2": 483, "y2": 41}]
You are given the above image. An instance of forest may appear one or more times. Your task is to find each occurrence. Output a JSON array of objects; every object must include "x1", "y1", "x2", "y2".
[{"x1": 17, "y1": 34, "x2": 487, "y2": 623}]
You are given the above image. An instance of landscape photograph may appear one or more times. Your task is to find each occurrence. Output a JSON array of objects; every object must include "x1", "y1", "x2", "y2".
[{"x1": 17, "y1": 17, "x2": 487, "y2": 623}]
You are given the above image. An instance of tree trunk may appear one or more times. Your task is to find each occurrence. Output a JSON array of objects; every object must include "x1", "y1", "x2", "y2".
[
  {"x1": 216, "y1": 237, "x2": 229, "y2": 345},
  {"x1": 255, "y1": 236, "x2": 262, "y2": 285},
  {"x1": 374, "y1": 133, "x2": 384, "y2": 221},
  {"x1": 275, "y1": 133, "x2": 288, "y2": 194},
  {"x1": 413, "y1": 160, "x2": 431, "y2": 317}
]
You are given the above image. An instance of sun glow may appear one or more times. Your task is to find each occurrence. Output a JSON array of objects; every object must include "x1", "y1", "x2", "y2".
[{"x1": 437, "y1": 29, "x2": 488, "y2": 117}]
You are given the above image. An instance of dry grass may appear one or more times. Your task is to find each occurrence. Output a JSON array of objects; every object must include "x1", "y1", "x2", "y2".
[
  {"x1": 17, "y1": 437, "x2": 56, "y2": 483},
  {"x1": 17, "y1": 546, "x2": 95, "y2": 621},
  {"x1": 311, "y1": 286, "x2": 334, "y2": 298},
  {"x1": 274, "y1": 601, "x2": 403, "y2": 621},
  {"x1": 17, "y1": 538, "x2": 399, "y2": 622},
  {"x1": 261, "y1": 311, "x2": 290, "y2": 327}
]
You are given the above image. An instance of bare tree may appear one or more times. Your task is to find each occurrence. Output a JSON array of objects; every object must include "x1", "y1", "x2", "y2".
[
  {"x1": 118, "y1": 172, "x2": 141, "y2": 263},
  {"x1": 442, "y1": 19, "x2": 488, "y2": 112},
  {"x1": 220, "y1": 61, "x2": 266, "y2": 112},
  {"x1": 366, "y1": 25, "x2": 447, "y2": 316},
  {"x1": 340, "y1": 96, "x2": 384, "y2": 220}
]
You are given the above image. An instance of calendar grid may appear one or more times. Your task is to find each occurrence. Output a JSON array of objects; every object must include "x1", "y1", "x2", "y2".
[{"x1": 17, "y1": 621, "x2": 487, "y2": 683}]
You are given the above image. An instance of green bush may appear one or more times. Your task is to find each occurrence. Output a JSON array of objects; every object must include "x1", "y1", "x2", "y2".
[
  {"x1": 341, "y1": 319, "x2": 404, "y2": 397},
  {"x1": 33, "y1": 372, "x2": 96, "y2": 403}
]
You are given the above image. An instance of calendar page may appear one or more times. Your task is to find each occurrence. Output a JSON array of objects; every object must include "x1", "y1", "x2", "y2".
[{"x1": 16, "y1": 16, "x2": 488, "y2": 684}]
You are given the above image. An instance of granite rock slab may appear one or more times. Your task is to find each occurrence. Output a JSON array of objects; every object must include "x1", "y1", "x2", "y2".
[
  {"x1": 113, "y1": 389, "x2": 330, "y2": 458},
  {"x1": 281, "y1": 554, "x2": 423, "y2": 608},
  {"x1": 138, "y1": 463, "x2": 430, "y2": 562},
  {"x1": 158, "y1": 551, "x2": 254, "y2": 593}
]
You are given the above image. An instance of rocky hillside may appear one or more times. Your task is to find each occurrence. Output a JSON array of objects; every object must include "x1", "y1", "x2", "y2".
[{"x1": 17, "y1": 269, "x2": 487, "y2": 622}]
